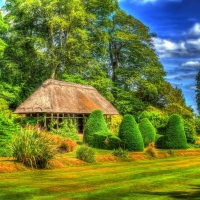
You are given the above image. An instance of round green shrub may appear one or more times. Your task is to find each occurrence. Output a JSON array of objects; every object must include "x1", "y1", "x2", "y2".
[
  {"x1": 93, "y1": 132, "x2": 107, "y2": 149},
  {"x1": 76, "y1": 145, "x2": 95, "y2": 163},
  {"x1": 107, "y1": 135, "x2": 121, "y2": 150},
  {"x1": 162, "y1": 114, "x2": 187, "y2": 149},
  {"x1": 139, "y1": 118, "x2": 156, "y2": 147},
  {"x1": 118, "y1": 114, "x2": 144, "y2": 151},
  {"x1": 83, "y1": 110, "x2": 108, "y2": 146}
]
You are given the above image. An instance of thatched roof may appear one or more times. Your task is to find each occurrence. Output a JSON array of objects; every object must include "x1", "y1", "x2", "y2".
[{"x1": 14, "y1": 79, "x2": 119, "y2": 115}]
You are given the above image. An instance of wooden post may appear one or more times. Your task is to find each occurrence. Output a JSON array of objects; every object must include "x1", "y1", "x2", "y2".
[{"x1": 37, "y1": 113, "x2": 39, "y2": 124}]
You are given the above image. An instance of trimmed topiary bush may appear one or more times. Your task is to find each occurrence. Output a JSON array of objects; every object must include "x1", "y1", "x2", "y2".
[
  {"x1": 107, "y1": 134, "x2": 121, "y2": 150},
  {"x1": 118, "y1": 114, "x2": 144, "y2": 151},
  {"x1": 83, "y1": 110, "x2": 109, "y2": 146},
  {"x1": 162, "y1": 114, "x2": 187, "y2": 149},
  {"x1": 93, "y1": 132, "x2": 107, "y2": 149},
  {"x1": 139, "y1": 118, "x2": 156, "y2": 147}
]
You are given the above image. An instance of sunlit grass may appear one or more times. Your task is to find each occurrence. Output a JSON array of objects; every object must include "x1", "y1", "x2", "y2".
[{"x1": 1, "y1": 153, "x2": 200, "y2": 199}]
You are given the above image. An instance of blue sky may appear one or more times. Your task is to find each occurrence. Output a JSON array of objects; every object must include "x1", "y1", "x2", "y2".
[
  {"x1": 119, "y1": 0, "x2": 200, "y2": 112},
  {"x1": 0, "y1": 0, "x2": 200, "y2": 112}
]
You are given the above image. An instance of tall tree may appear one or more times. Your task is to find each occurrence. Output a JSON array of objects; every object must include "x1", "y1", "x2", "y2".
[{"x1": 196, "y1": 70, "x2": 200, "y2": 113}]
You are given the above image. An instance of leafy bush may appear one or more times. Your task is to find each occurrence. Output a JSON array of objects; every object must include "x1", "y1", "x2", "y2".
[
  {"x1": 76, "y1": 145, "x2": 95, "y2": 163},
  {"x1": 49, "y1": 119, "x2": 79, "y2": 140},
  {"x1": 145, "y1": 143, "x2": 157, "y2": 158},
  {"x1": 83, "y1": 110, "x2": 109, "y2": 146},
  {"x1": 0, "y1": 109, "x2": 20, "y2": 156},
  {"x1": 167, "y1": 149, "x2": 174, "y2": 155},
  {"x1": 107, "y1": 115, "x2": 122, "y2": 134},
  {"x1": 139, "y1": 118, "x2": 156, "y2": 147},
  {"x1": 162, "y1": 114, "x2": 187, "y2": 149},
  {"x1": 107, "y1": 134, "x2": 121, "y2": 150},
  {"x1": 21, "y1": 116, "x2": 44, "y2": 127},
  {"x1": 93, "y1": 132, "x2": 107, "y2": 149},
  {"x1": 138, "y1": 110, "x2": 168, "y2": 130},
  {"x1": 112, "y1": 148, "x2": 129, "y2": 160},
  {"x1": 183, "y1": 119, "x2": 196, "y2": 144},
  {"x1": 118, "y1": 114, "x2": 144, "y2": 151},
  {"x1": 9, "y1": 127, "x2": 57, "y2": 168}
]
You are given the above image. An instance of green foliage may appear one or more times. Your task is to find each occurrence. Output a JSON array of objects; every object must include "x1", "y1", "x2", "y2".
[
  {"x1": 9, "y1": 127, "x2": 56, "y2": 168},
  {"x1": 76, "y1": 145, "x2": 96, "y2": 163},
  {"x1": 93, "y1": 132, "x2": 107, "y2": 149},
  {"x1": 49, "y1": 119, "x2": 79, "y2": 141},
  {"x1": 139, "y1": 118, "x2": 156, "y2": 147},
  {"x1": 118, "y1": 114, "x2": 144, "y2": 151},
  {"x1": 114, "y1": 89, "x2": 146, "y2": 116},
  {"x1": 21, "y1": 116, "x2": 44, "y2": 127},
  {"x1": 107, "y1": 134, "x2": 121, "y2": 150},
  {"x1": 162, "y1": 114, "x2": 187, "y2": 149},
  {"x1": 83, "y1": 110, "x2": 109, "y2": 146},
  {"x1": 106, "y1": 115, "x2": 122, "y2": 135},
  {"x1": 0, "y1": 106, "x2": 20, "y2": 156},
  {"x1": 138, "y1": 110, "x2": 168, "y2": 130},
  {"x1": 183, "y1": 119, "x2": 196, "y2": 144},
  {"x1": 112, "y1": 148, "x2": 129, "y2": 160},
  {"x1": 195, "y1": 116, "x2": 200, "y2": 135}
]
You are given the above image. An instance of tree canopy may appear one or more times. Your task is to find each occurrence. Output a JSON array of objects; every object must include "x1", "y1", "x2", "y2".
[{"x1": 0, "y1": 0, "x2": 194, "y2": 118}]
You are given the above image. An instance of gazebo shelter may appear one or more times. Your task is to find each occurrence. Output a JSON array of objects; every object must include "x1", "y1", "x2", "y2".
[{"x1": 14, "y1": 79, "x2": 119, "y2": 132}]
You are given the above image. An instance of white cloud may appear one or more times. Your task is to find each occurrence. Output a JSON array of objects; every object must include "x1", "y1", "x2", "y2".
[
  {"x1": 181, "y1": 61, "x2": 200, "y2": 67},
  {"x1": 153, "y1": 36, "x2": 200, "y2": 58},
  {"x1": 188, "y1": 23, "x2": 200, "y2": 36},
  {"x1": 187, "y1": 38, "x2": 200, "y2": 50},
  {"x1": 153, "y1": 38, "x2": 186, "y2": 58}
]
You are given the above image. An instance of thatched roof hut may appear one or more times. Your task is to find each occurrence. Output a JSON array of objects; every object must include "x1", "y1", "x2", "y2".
[
  {"x1": 14, "y1": 79, "x2": 118, "y2": 131},
  {"x1": 14, "y1": 79, "x2": 118, "y2": 114}
]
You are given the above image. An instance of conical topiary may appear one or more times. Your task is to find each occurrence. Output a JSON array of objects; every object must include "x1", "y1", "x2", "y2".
[
  {"x1": 162, "y1": 114, "x2": 187, "y2": 149},
  {"x1": 139, "y1": 118, "x2": 156, "y2": 147},
  {"x1": 118, "y1": 114, "x2": 144, "y2": 151},
  {"x1": 83, "y1": 109, "x2": 108, "y2": 147}
]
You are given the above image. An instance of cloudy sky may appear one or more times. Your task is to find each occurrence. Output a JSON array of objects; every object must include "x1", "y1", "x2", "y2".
[
  {"x1": 0, "y1": 0, "x2": 199, "y2": 112},
  {"x1": 119, "y1": 0, "x2": 200, "y2": 112}
]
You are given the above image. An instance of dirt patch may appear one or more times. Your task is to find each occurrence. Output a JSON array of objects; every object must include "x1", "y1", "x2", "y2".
[
  {"x1": 0, "y1": 158, "x2": 27, "y2": 173},
  {"x1": 96, "y1": 155, "x2": 118, "y2": 163}
]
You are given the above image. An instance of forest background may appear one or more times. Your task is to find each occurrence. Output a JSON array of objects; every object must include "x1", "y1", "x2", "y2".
[{"x1": 0, "y1": 0, "x2": 198, "y2": 130}]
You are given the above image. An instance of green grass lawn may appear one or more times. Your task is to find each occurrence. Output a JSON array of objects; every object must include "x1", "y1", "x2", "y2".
[{"x1": 1, "y1": 153, "x2": 200, "y2": 200}]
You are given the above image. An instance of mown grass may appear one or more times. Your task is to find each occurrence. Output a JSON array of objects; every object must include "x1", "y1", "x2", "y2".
[{"x1": 1, "y1": 153, "x2": 200, "y2": 200}]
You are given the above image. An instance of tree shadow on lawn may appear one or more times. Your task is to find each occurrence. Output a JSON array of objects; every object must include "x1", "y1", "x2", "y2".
[
  {"x1": 0, "y1": 191, "x2": 34, "y2": 200},
  {"x1": 137, "y1": 184, "x2": 200, "y2": 200}
]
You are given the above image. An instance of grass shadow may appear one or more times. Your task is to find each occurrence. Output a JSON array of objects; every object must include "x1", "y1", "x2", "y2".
[{"x1": 136, "y1": 184, "x2": 200, "y2": 200}]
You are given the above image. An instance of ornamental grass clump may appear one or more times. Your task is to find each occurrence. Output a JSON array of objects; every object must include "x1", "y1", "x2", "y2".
[
  {"x1": 9, "y1": 126, "x2": 57, "y2": 169},
  {"x1": 145, "y1": 143, "x2": 157, "y2": 158},
  {"x1": 118, "y1": 114, "x2": 144, "y2": 151},
  {"x1": 162, "y1": 114, "x2": 187, "y2": 149},
  {"x1": 83, "y1": 110, "x2": 109, "y2": 147},
  {"x1": 139, "y1": 118, "x2": 156, "y2": 147}
]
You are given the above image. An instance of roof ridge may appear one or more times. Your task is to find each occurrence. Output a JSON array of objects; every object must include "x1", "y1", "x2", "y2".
[{"x1": 43, "y1": 79, "x2": 95, "y2": 90}]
